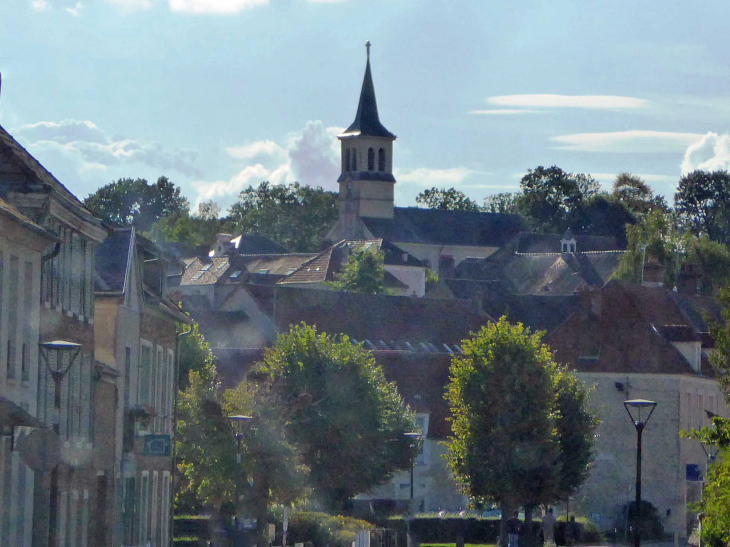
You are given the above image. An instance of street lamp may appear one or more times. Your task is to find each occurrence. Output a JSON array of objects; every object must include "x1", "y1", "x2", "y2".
[
  {"x1": 404, "y1": 432, "x2": 421, "y2": 500},
  {"x1": 39, "y1": 340, "x2": 82, "y2": 415},
  {"x1": 624, "y1": 399, "x2": 657, "y2": 547},
  {"x1": 228, "y1": 415, "x2": 252, "y2": 463}
]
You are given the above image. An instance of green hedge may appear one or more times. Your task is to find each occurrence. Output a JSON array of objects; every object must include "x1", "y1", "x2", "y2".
[
  {"x1": 270, "y1": 511, "x2": 375, "y2": 547},
  {"x1": 386, "y1": 515, "x2": 600, "y2": 545}
]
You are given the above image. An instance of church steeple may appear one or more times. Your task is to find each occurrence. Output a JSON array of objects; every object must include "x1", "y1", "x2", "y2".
[{"x1": 340, "y1": 41, "x2": 396, "y2": 139}]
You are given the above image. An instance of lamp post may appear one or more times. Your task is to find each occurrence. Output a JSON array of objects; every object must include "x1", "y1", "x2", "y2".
[
  {"x1": 228, "y1": 415, "x2": 253, "y2": 463},
  {"x1": 624, "y1": 399, "x2": 657, "y2": 547},
  {"x1": 404, "y1": 432, "x2": 421, "y2": 501},
  {"x1": 38, "y1": 340, "x2": 82, "y2": 547}
]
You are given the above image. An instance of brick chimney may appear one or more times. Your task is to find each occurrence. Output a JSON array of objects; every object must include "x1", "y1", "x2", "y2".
[
  {"x1": 578, "y1": 286, "x2": 601, "y2": 319},
  {"x1": 676, "y1": 263, "x2": 700, "y2": 294},
  {"x1": 642, "y1": 253, "x2": 665, "y2": 287}
]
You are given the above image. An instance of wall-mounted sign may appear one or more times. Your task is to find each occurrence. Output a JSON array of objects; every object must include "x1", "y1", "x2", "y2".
[{"x1": 143, "y1": 434, "x2": 172, "y2": 456}]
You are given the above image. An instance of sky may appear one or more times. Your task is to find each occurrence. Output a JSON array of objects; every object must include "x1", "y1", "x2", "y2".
[{"x1": 3, "y1": 0, "x2": 730, "y2": 215}]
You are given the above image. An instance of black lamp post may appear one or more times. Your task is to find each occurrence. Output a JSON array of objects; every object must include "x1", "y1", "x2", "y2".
[
  {"x1": 228, "y1": 415, "x2": 253, "y2": 463},
  {"x1": 404, "y1": 432, "x2": 421, "y2": 500},
  {"x1": 624, "y1": 399, "x2": 657, "y2": 547}
]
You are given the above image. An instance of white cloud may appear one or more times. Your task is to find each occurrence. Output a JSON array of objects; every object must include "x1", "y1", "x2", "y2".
[
  {"x1": 66, "y1": 1, "x2": 83, "y2": 15},
  {"x1": 31, "y1": 0, "x2": 51, "y2": 11},
  {"x1": 395, "y1": 166, "x2": 476, "y2": 187},
  {"x1": 193, "y1": 120, "x2": 342, "y2": 208},
  {"x1": 487, "y1": 94, "x2": 649, "y2": 109},
  {"x1": 168, "y1": 0, "x2": 267, "y2": 14},
  {"x1": 226, "y1": 140, "x2": 286, "y2": 161},
  {"x1": 14, "y1": 118, "x2": 200, "y2": 177},
  {"x1": 681, "y1": 132, "x2": 730, "y2": 174},
  {"x1": 551, "y1": 130, "x2": 703, "y2": 153},
  {"x1": 469, "y1": 109, "x2": 540, "y2": 115},
  {"x1": 106, "y1": 0, "x2": 154, "y2": 10}
]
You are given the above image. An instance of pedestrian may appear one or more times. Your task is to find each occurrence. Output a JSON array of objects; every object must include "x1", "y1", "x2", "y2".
[
  {"x1": 507, "y1": 510, "x2": 522, "y2": 547},
  {"x1": 541, "y1": 508, "x2": 556, "y2": 547},
  {"x1": 564, "y1": 516, "x2": 577, "y2": 547}
]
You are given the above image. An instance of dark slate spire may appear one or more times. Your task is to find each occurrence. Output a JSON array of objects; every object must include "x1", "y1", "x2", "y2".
[{"x1": 340, "y1": 42, "x2": 396, "y2": 139}]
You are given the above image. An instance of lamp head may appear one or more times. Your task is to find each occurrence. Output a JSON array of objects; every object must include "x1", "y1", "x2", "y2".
[
  {"x1": 624, "y1": 399, "x2": 657, "y2": 428},
  {"x1": 228, "y1": 415, "x2": 253, "y2": 436}
]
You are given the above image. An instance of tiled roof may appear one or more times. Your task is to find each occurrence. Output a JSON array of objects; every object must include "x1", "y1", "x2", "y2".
[
  {"x1": 546, "y1": 281, "x2": 708, "y2": 375},
  {"x1": 455, "y1": 242, "x2": 624, "y2": 296},
  {"x1": 362, "y1": 207, "x2": 523, "y2": 247},
  {"x1": 0, "y1": 124, "x2": 100, "y2": 225},
  {"x1": 277, "y1": 247, "x2": 338, "y2": 285},
  {"x1": 180, "y1": 257, "x2": 231, "y2": 286},
  {"x1": 95, "y1": 228, "x2": 133, "y2": 293},
  {"x1": 181, "y1": 253, "x2": 316, "y2": 286},
  {"x1": 272, "y1": 286, "x2": 488, "y2": 346},
  {"x1": 515, "y1": 232, "x2": 624, "y2": 254}
]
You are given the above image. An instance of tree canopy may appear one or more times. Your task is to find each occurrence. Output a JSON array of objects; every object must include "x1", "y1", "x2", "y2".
[
  {"x1": 328, "y1": 246, "x2": 388, "y2": 295},
  {"x1": 228, "y1": 181, "x2": 337, "y2": 252},
  {"x1": 256, "y1": 323, "x2": 415, "y2": 511},
  {"x1": 612, "y1": 173, "x2": 667, "y2": 218},
  {"x1": 445, "y1": 317, "x2": 597, "y2": 527},
  {"x1": 416, "y1": 187, "x2": 482, "y2": 211},
  {"x1": 675, "y1": 170, "x2": 730, "y2": 245},
  {"x1": 84, "y1": 176, "x2": 189, "y2": 232}
]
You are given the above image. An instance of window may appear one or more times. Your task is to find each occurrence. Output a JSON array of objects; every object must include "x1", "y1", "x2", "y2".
[
  {"x1": 230, "y1": 270, "x2": 242, "y2": 279},
  {"x1": 139, "y1": 472, "x2": 150, "y2": 545},
  {"x1": 259, "y1": 269, "x2": 270, "y2": 274},
  {"x1": 151, "y1": 471, "x2": 159, "y2": 545},
  {"x1": 368, "y1": 147, "x2": 375, "y2": 170},
  {"x1": 22, "y1": 260, "x2": 33, "y2": 381},
  {"x1": 124, "y1": 347, "x2": 132, "y2": 410},
  {"x1": 192, "y1": 272, "x2": 205, "y2": 280},
  {"x1": 139, "y1": 343, "x2": 152, "y2": 405},
  {"x1": 351, "y1": 149, "x2": 357, "y2": 171},
  {"x1": 6, "y1": 255, "x2": 18, "y2": 379},
  {"x1": 345, "y1": 149, "x2": 351, "y2": 171},
  {"x1": 200, "y1": 263, "x2": 211, "y2": 271},
  {"x1": 161, "y1": 472, "x2": 171, "y2": 547},
  {"x1": 378, "y1": 148, "x2": 386, "y2": 171}
]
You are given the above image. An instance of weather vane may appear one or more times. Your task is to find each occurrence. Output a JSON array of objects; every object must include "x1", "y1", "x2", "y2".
[{"x1": 366, "y1": 40, "x2": 371, "y2": 58}]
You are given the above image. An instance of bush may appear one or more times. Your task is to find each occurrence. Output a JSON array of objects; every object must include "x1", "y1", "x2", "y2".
[
  {"x1": 612, "y1": 501, "x2": 664, "y2": 542},
  {"x1": 271, "y1": 511, "x2": 375, "y2": 547}
]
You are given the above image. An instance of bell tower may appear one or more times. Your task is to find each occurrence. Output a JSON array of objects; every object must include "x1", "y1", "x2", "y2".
[{"x1": 329, "y1": 42, "x2": 397, "y2": 240}]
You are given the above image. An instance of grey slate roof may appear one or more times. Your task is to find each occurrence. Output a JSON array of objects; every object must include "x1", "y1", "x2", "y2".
[
  {"x1": 362, "y1": 207, "x2": 523, "y2": 247},
  {"x1": 515, "y1": 232, "x2": 624, "y2": 254},
  {"x1": 232, "y1": 234, "x2": 290, "y2": 254},
  {"x1": 95, "y1": 228, "x2": 133, "y2": 293},
  {"x1": 339, "y1": 56, "x2": 396, "y2": 140}
]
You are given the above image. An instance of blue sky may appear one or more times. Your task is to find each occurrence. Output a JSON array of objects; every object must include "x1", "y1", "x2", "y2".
[{"x1": 2, "y1": 0, "x2": 730, "y2": 214}]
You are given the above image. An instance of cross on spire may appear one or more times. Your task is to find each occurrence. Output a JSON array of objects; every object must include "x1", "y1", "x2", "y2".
[{"x1": 365, "y1": 40, "x2": 371, "y2": 59}]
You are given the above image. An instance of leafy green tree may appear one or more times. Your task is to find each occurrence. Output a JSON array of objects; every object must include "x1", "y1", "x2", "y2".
[
  {"x1": 685, "y1": 236, "x2": 730, "y2": 295},
  {"x1": 445, "y1": 317, "x2": 597, "y2": 544},
  {"x1": 612, "y1": 173, "x2": 667, "y2": 218},
  {"x1": 675, "y1": 170, "x2": 730, "y2": 245},
  {"x1": 614, "y1": 209, "x2": 683, "y2": 286},
  {"x1": 177, "y1": 322, "x2": 216, "y2": 390},
  {"x1": 483, "y1": 192, "x2": 521, "y2": 214},
  {"x1": 518, "y1": 166, "x2": 600, "y2": 233},
  {"x1": 328, "y1": 247, "x2": 388, "y2": 295},
  {"x1": 568, "y1": 194, "x2": 636, "y2": 246},
  {"x1": 149, "y1": 200, "x2": 225, "y2": 251},
  {"x1": 256, "y1": 323, "x2": 415, "y2": 511},
  {"x1": 84, "y1": 176, "x2": 189, "y2": 231},
  {"x1": 416, "y1": 187, "x2": 482, "y2": 211},
  {"x1": 228, "y1": 182, "x2": 337, "y2": 252}
]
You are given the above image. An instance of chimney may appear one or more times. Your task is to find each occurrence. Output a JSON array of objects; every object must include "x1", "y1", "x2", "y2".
[
  {"x1": 676, "y1": 263, "x2": 700, "y2": 294},
  {"x1": 439, "y1": 255, "x2": 455, "y2": 279},
  {"x1": 212, "y1": 233, "x2": 234, "y2": 257},
  {"x1": 578, "y1": 286, "x2": 601, "y2": 319},
  {"x1": 642, "y1": 253, "x2": 665, "y2": 287},
  {"x1": 472, "y1": 290, "x2": 485, "y2": 317}
]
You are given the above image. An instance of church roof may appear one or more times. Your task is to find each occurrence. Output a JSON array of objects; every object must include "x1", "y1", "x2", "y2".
[
  {"x1": 339, "y1": 49, "x2": 396, "y2": 140},
  {"x1": 362, "y1": 207, "x2": 523, "y2": 247}
]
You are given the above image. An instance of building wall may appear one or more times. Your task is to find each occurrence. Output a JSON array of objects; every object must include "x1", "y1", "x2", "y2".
[
  {"x1": 384, "y1": 265, "x2": 426, "y2": 297},
  {"x1": 0, "y1": 216, "x2": 49, "y2": 547}
]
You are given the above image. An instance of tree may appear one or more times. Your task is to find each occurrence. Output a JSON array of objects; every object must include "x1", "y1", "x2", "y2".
[
  {"x1": 675, "y1": 170, "x2": 730, "y2": 245},
  {"x1": 445, "y1": 317, "x2": 597, "y2": 544},
  {"x1": 256, "y1": 323, "x2": 415, "y2": 511},
  {"x1": 614, "y1": 209, "x2": 683, "y2": 286},
  {"x1": 328, "y1": 246, "x2": 388, "y2": 295},
  {"x1": 518, "y1": 166, "x2": 600, "y2": 233},
  {"x1": 84, "y1": 176, "x2": 189, "y2": 232},
  {"x1": 685, "y1": 236, "x2": 730, "y2": 295},
  {"x1": 149, "y1": 200, "x2": 225, "y2": 252},
  {"x1": 483, "y1": 192, "x2": 521, "y2": 214},
  {"x1": 416, "y1": 187, "x2": 482, "y2": 211},
  {"x1": 228, "y1": 182, "x2": 337, "y2": 252},
  {"x1": 177, "y1": 321, "x2": 216, "y2": 391},
  {"x1": 567, "y1": 194, "x2": 636, "y2": 247},
  {"x1": 612, "y1": 173, "x2": 667, "y2": 218}
]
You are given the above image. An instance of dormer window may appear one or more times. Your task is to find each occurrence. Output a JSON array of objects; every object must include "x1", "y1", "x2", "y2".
[
  {"x1": 351, "y1": 149, "x2": 357, "y2": 171},
  {"x1": 378, "y1": 148, "x2": 385, "y2": 171},
  {"x1": 345, "y1": 149, "x2": 351, "y2": 172},
  {"x1": 368, "y1": 148, "x2": 375, "y2": 171}
]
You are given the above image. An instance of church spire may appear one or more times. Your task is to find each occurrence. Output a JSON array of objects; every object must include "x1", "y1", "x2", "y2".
[{"x1": 339, "y1": 41, "x2": 396, "y2": 139}]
